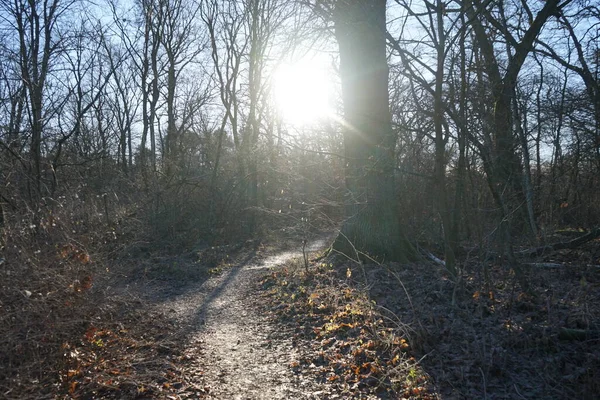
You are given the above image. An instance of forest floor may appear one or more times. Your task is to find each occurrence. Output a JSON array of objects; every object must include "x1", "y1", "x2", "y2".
[
  {"x1": 146, "y1": 235, "x2": 337, "y2": 399},
  {"x1": 51, "y1": 232, "x2": 600, "y2": 400},
  {"x1": 58, "y1": 234, "x2": 339, "y2": 399}
]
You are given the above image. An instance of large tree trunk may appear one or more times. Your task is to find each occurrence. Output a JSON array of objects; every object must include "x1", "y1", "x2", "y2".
[{"x1": 332, "y1": 0, "x2": 415, "y2": 262}]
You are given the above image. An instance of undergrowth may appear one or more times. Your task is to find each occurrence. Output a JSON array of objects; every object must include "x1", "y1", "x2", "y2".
[
  {"x1": 0, "y1": 181, "x2": 214, "y2": 399},
  {"x1": 0, "y1": 190, "x2": 133, "y2": 399}
]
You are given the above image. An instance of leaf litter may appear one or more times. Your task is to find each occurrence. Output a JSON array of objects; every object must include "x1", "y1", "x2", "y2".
[
  {"x1": 55, "y1": 235, "x2": 599, "y2": 399},
  {"x1": 57, "y1": 235, "x2": 335, "y2": 399}
]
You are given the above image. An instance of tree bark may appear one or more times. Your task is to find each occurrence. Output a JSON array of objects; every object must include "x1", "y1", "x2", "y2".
[{"x1": 332, "y1": 0, "x2": 415, "y2": 262}]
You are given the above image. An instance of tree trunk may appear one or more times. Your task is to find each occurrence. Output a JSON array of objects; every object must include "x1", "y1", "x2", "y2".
[
  {"x1": 432, "y1": 0, "x2": 456, "y2": 275},
  {"x1": 450, "y1": 7, "x2": 469, "y2": 258},
  {"x1": 332, "y1": 0, "x2": 415, "y2": 262},
  {"x1": 513, "y1": 94, "x2": 538, "y2": 239},
  {"x1": 165, "y1": 57, "x2": 177, "y2": 176}
]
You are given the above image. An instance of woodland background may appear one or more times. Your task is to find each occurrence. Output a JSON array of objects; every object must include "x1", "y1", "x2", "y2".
[{"x1": 0, "y1": 0, "x2": 599, "y2": 398}]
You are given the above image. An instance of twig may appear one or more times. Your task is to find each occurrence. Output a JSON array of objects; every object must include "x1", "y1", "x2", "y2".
[
  {"x1": 514, "y1": 383, "x2": 527, "y2": 399},
  {"x1": 479, "y1": 367, "x2": 488, "y2": 400},
  {"x1": 524, "y1": 262, "x2": 563, "y2": 268}
]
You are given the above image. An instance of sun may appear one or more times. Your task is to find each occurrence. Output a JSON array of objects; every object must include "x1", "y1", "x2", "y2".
[{"x1": 272, "y1": 58, "x2": 333, "y2": 126}]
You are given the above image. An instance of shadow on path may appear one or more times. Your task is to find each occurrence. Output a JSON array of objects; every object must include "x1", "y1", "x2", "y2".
[{"x1": 161, "y1": 234, "x2": 334, "y2": 399}]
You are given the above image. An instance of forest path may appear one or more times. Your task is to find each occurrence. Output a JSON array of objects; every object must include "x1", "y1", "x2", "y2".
[{"x1": 154, "y1": 236, "x2": 332, "y2": 399}]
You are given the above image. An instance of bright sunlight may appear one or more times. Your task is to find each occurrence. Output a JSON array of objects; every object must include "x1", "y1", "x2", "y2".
[{"x1": 272, "y1": 58, "x2": 334, "y2": 126}]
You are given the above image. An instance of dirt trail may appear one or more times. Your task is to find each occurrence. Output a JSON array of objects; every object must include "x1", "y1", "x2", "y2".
[{"x1": 154, "y1": 237, "x2": 332, "y2": 399}]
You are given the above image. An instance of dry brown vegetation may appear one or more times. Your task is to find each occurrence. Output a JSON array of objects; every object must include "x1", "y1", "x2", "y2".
[
  {"x1": 0, "y1": 192, "x2": 120, "y2": 398},
  {"x1": 1, "y1": 184, "x2": 599, "y2": 399},
  {"x1": 258, "y1": 260, "x2": 438, "y2": 399},
  {"x1": 2, "y1": 0, "x2": 600, "y2": 399},
  {"x1": 0, "y1": 175, "x2": 214, "y2": 399},
  {"x1": 257, "y1": 245, "x2": 600, "y2": 399}
]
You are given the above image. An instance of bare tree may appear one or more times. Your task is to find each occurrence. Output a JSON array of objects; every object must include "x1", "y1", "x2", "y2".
[
  {"x1": 0, "y1": 0, "x2": 73, "y2": 200},
  {"x1": 157, "y1": 0, "x2": 205, "y2": 175},
  {"x1": 202, "y1": 0, "x2": 297, "y2": 234}
]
